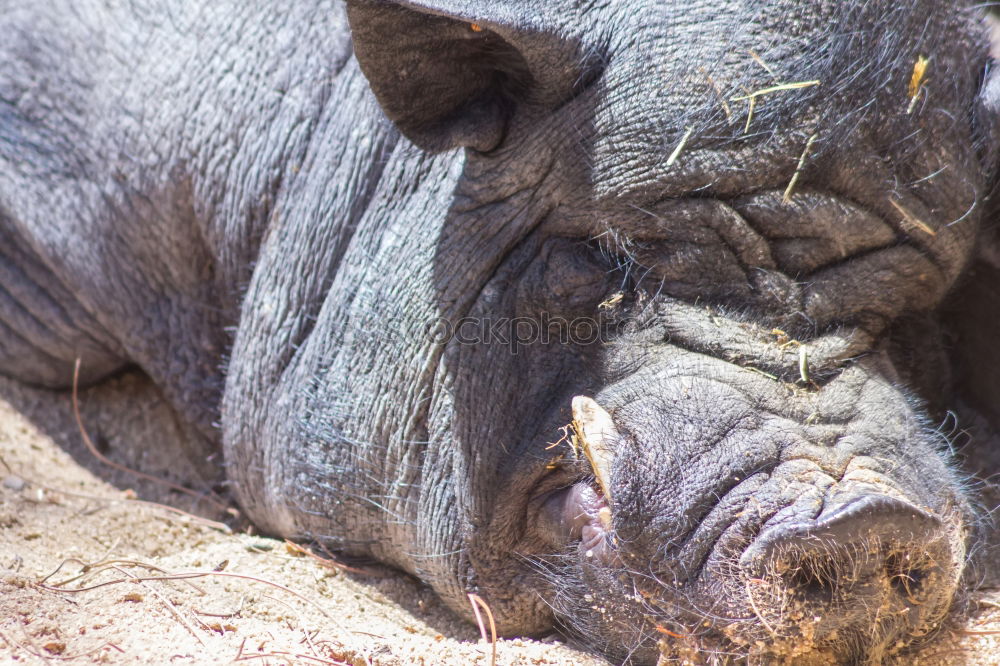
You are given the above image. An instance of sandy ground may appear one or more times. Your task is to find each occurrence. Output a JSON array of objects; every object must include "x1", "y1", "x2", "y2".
[{"x1": 1, "y1": 371, "x2": 999, "y2": 665}]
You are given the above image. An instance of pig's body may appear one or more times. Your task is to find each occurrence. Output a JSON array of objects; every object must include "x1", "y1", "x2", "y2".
[{"x1": 2, "y1": 1, "x2": 999, "y2": 662}]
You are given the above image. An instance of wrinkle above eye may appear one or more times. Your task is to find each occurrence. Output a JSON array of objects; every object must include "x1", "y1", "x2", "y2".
[
  {"x1": 577, "y1": 186, "x2": 961, "y2": 336},
  {"x1": 608, "y1": 189, "x2": 900, "y2": 291},
  {"x1": 732, "y1": 190, "x2": 898, "y2": 276}
]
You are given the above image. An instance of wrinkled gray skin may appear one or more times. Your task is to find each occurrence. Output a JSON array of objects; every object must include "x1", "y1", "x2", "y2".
[{"x1": 4, "y1": 0, "x2": 1000, "y2": 662}]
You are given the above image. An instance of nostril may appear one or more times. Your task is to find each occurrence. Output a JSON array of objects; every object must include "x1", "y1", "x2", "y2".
[
  {"x1": 885, "y1": 552, "x2": 928, "y2": 598},
  {"x1": 779, "y1": 553, "x2": 837, "y2": 602},
  {"x1": 771, "y1": 546, "x2": 932, "y2": 604}
]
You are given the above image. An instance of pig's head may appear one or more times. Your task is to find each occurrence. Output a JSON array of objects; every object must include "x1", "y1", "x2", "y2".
[{"x1": 227, "y1": 0, "x2": 996, "y2": 663}]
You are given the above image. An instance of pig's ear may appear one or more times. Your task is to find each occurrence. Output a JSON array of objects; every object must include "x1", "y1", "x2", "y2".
[{"x1": 346, "y1": 0, "x2": 585, "y2": 152}]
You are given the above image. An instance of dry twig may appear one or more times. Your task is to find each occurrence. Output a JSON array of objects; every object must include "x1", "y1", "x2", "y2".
[
  {"x1": 907, "y1": 55, "x2": 929, "y2": 114},
  {"x1": 43, "y1": 557, "x2": 207, "y2": 595},
  {"x1": 783, "y1": 133, "x2": 817, "y2": 203},
  {"x1": 730, "y1": 80, "x2": 821, "y2": 102},
  {"x1": 284, "y1": 539, "x2": 379, "y2": 576},
  {"x1": 41, "y1": 569, "x2": 332, "y2": 621},
  {"x1": 111, "y1": 565, "x2": 205, "y2": 647},
  {"x1": 700, "y1": 68, "x2": 732, "y2": 120},
  {"x1": 234, "y1": 651, "x2": 350, "y2": 665},
  {"x1": 748, "y1": 50, "x2": 779, "y2": 82},
  {"x1": 889, "y1": 198, "x2": 936, "y2": 236},
  {"x1": 468, "y1": 593, "x2": 498, "y2": 666},
  {"x1": 666, "y1": 127, "x2": 694, "y2": 167}
]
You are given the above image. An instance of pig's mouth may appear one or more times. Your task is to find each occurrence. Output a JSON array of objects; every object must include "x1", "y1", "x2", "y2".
[
  {"x1": 535, "y1": 482, "x2": 618, "y2": 564},
  {"x1": 527, "y1": 393, "x2": 970, "y2": 663},
  {"x1": 531, "y1": 396, "x2": 620, "y2": 564}
]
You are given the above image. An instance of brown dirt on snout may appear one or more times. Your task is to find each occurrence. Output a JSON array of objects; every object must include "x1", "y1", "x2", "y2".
[{"x1": 1, "y1": 372, "x2": 999, "y2": 665}]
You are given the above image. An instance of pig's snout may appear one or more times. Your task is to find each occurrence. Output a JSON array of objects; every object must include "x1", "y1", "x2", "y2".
[{"x1": 739, "y1": 494, "x2": 963, "y2": 651}]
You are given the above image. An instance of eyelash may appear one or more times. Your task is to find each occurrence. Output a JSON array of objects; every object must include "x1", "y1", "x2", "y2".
[{"x1": 587, "y1": 240, "x2": 642, "y2": 292}]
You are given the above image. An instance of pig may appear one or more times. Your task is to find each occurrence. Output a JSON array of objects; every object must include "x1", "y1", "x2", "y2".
[{"x1": 2, "y1": 0, "x2": 999, "y2": 662}]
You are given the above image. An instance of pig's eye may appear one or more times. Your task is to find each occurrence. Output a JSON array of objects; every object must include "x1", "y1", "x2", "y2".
[
  {"x1": 469, "y1": 23, "x2": 484, "y2": 33},
  {"x1": 586, "y1": 239, "x2": 642, "y2": 294},
  {"x1": 522, "y1": 240, "x2": 615, "y2": 314}
]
